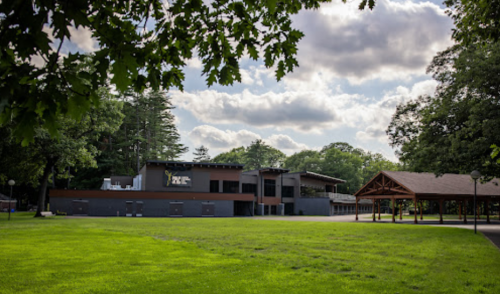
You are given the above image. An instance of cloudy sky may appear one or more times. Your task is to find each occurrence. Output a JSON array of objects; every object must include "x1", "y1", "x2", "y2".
[
  {"x1": 173, "y1": 0, "x2": 454, "y2": 161},
  {"x1": 47, "y1": 0, "x2": 454, "y2": 162}
]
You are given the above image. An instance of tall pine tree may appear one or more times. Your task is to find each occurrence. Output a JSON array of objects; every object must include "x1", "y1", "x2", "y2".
[{"x1": 193, "y1": 145, "x2": 211, "y2": 162}]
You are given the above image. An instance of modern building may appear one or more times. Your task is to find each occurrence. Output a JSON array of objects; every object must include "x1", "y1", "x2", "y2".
[{"x1": 50, "y1": 160, "x2": 372, "y2": 217}]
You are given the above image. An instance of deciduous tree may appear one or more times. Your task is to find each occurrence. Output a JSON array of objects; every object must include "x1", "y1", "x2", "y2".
[{"x1": 0, "y1": 0, "x2": 374, "y2": 143}]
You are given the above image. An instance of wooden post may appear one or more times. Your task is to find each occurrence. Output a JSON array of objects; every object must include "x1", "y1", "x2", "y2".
[
  {"x1": 486, "y1": 199, "x2": 490, "y2": 224},
  {"x1": 477, "y1": 203, "x2": 481, "y2": 219},
  {"x1": 414, "y1": 198, "x2": 418, "y2": 224},
  {"x1": 377, "y1": 200, "x2": 381, "y2": 220},
  {"x1": 372, "y1": 199, "x2": 375, "y2": 222},
  {"x1": 399, "y1": 201, "x2": 402, "y2": 220},
  {"x1": 439, "y1": 199, "x2": 444, "y2": 224},
  {"x1": 391, "y1": 197, "x2": 395, "y2": 223},
  {"x1": 458, "y1": 200, "x2": 462, "y2": 220},
  {"x1": 419, "y1": 200, "x2": 423, "y2": 220},
  {"x1": 464, "y1": 200, "x2": 467, "y2": 224},
  {"x1": 355, "y1": 198, "x2": 359, "y2": 221}
]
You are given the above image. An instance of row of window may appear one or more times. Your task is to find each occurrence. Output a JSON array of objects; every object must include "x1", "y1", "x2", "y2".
[
  {"x1": 210, "y1": 180, "x2": 239, "y2": 193},
  {"x1": 209, "y1": 180, "x2": 294, "y2": 197}
]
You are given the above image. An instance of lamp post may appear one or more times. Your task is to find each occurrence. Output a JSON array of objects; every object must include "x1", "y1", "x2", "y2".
[
  {"x1": 8, "y1": 179, "x2": 15, "y2": 221},
  {"x1": 471, "y1": 170, "x2": 481, "y2": 234}
]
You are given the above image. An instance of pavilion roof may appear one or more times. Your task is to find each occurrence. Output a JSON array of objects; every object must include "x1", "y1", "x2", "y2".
[
  {"x1": 384, "y1": 171, "x2": 500, "y2": 196},
  {"x1": 355, "y1": 171, "x2": 500, "y2": 198}
]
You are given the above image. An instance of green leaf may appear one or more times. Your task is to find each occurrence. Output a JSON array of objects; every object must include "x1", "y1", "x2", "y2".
[{"x1": 111, "y1": 61, "x2": 129, "y2": 92}]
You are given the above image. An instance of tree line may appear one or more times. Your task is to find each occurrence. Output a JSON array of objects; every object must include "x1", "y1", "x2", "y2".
[{"x1": 0, "y1": 89, "x2": 186, "y2": 216}]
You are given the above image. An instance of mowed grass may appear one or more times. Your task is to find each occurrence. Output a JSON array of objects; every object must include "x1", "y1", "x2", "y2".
[{"x1": 1, "y1": 213, "x2": 499, "y2": 294}]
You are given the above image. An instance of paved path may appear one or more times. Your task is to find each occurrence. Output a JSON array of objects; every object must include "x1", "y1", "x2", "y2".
[{"x1": 253, "y1": 214, "x2": 500, "y2": 250}]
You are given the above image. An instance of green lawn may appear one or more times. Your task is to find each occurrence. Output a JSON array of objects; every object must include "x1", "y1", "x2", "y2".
[{"x1": 1, "y1": 213, "x2": 499, "y2": 294}]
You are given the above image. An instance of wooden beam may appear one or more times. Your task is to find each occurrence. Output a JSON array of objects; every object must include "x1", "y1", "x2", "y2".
[
  {"x1": 387, "y1": 188, "x2": 410, "y2": 194},
  {"x1": 458, "y1": 200, "x2": 462, "y2": 220},
  {"x1": 414, "y1": 197, "x2": 418, "y2": 224},
  {"x1": 486, "y1": 199, "x2": 490, "y2": 224},
  {"x1": 420, "y1": 200, "x2": 423, "y2": 221},
  {"x1": 357, "y1": 194, "x2": 416, "y2": 200},
  {"x1": 355, "y1": 197, "x2": 359, "y2": 221},
  {"x1": 439, "y1": 199, "x2": 444, "y2": 224},
  {"x1": 378, "y1": 200, "x2": 381, "y2": 220},
  {"x1": 391, "y1": 197, "x2": 395, "y2": 223},
  {"x1": 372, "y1": 198, "x2": 376, "y2": 222},
  {"x1": 399, "y1": 201, "x2": 402, "y2": 220},
  {"x1": 464, "y1": 200, "x2": 467, "y2": 224}
]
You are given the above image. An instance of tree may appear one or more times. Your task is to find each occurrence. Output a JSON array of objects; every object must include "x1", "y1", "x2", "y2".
[
  {"x1": 211, "y1": 147, "x2": 246, "y2": 165},
  {"x1": 320, "y1": 147, "x2": 364, "y2": 194},
  {"x1": 2, "y1": 89, "x2": 123, "y2": 216},
  {"x1": 211, "y1": 140, "x2": 285, "y2": 170},
  {"x1": 244, "y1": 139, "x2": 286, "y2": 170},
  {"x1": 444, "y1": 0, "x2": 500, "y2": 46},
  {"x1": 0, "y1": 0, "x2": 375, "y2": 143},
  {"x1": 68, "y1": 89, "x2": 187, "y2": 188},
  {"x1": 387, "y1": 43, "x2": 500, "y2": 178},
  {"x1": 193, "y1": 145, "x2": 211, "y2": 162},
  {"x1": 283, "y1": 150, "x2": 323, "y2": 172},
  {"x1": 285, "y1": 142, "x2": 399, "y2": 193}
]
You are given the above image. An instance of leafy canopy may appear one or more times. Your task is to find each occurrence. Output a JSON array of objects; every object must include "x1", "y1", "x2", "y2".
[
  {"x1": 387, "y1": 43, "x2": 500, "y2": 177},
  {"x1": 0, "y1": 0, "x2": 374, "y2": 144}
]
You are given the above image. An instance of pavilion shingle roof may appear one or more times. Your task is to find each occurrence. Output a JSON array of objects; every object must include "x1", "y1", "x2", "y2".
[{"x1": 382, "y1": 171, "x2": 500, "y2": 196}]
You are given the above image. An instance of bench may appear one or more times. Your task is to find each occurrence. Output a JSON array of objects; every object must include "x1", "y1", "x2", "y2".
[{"x1": 40, "y1": 211, "x2": 55, "y2": 217}]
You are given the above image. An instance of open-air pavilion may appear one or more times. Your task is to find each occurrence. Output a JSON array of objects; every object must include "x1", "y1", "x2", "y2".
[{"x1": 354, "y1": 171, "x2": 500, "y2": 224}]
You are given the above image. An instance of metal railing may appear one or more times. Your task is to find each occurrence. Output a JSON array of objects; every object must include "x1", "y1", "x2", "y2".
[{"x1": 301, "y1": 192, "x2": 371, "y2": 204}]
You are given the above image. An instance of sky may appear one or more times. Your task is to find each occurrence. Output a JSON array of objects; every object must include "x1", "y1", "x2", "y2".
[
  {"x1": 171, "y1": 0, "x2": 454, "y2": 162},
  {"x1": 43, "y1": 0, "x2": 455, "y2": 162}
]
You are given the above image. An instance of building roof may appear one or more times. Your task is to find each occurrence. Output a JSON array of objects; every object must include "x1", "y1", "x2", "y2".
[
  {"x1": 382, "y1": 171, "x2": 500, "y2": 196},
  {"x1": 288, "y1": 171, "x2": 346, "y2": 184},
  {"x1": 243, "y1": 167, "x2": 290, "y2": 174},
  {"x1": 146, "y1": 160, "x2": 245, "y2": 169},
  {"x1": 0, "y1": 193, "x2": 10, "y2": 200},
  {"x1": 355, "y1": 170, "x2": 500, "y2": 198}
]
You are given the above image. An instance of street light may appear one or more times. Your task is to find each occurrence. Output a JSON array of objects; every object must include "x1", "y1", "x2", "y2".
[
  {"x1": 8, "y1": 179, "x2": 15, "y2": 221},
  {"x1": 471, "y1": 170, "x2": 481, "y2": 234}
]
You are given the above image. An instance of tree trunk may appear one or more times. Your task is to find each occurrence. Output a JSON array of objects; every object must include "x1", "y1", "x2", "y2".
[{"x1": 35, "y1": 162, "x2": 54, "y2": 217}]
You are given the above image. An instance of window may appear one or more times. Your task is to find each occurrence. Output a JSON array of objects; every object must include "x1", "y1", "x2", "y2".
[
  {"x1": 282, "y1": 186, "x2": 294, "y2": 198},
  {"x1": 223, "y1": 181, "x2": 239, "y2": 193},
  {"x1": 242, "y1": 183, "x2": 257, "y2": 196},
  {"x1": 210, "y1": 180, "x2": 219, "y2": 193},
  {"x1": 264, "y1": 179, "x2": 276, "y2": 197}
]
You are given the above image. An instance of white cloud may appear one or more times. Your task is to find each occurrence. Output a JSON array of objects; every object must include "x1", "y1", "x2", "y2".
[
  {"x1": 173, "y1": 77, "x2": 437, "y2": 138},
  {"x1": 186, "y1": 57, "x2": 203, "y2": 69},
  {"x1": 354, "y1": 79, "x2": 438, "y2": 143},
  {"x1": 188, "y1": 125, "x2": 260, "y2": 149},
  {"x1": 286, "y1": 0, "x2": 453, "y2": 84},
  {"x1": 172, "y1": 89, "x2": 358, "y2": 133},
  {"x1": 68, "y1": 26, "x2": 98, "y2": 52},
  {"x1": 30, "y1": 54, "x2": 46, "y2": 68},
  {"x1": 240, "y1": 69, "x2": 254, "y2": 85},
  {"x1": 188, "y1": 125, "x2": 313, "y2": 155},
  {"x1": 266, "y1": 134, "x2": 309, "y2": 153}
]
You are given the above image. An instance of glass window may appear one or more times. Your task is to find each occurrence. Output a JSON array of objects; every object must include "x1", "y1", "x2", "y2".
[
  {"x1": 282, "y1": 186, "x2": 294, "y2": 198},
  {"x1": 242, "y1": 183, "x2": 257, "y2": 196},
  {"x1": 223, "y1": 181, "x2": 239, "y2": 193},
  {"x1": 264, "y1": 179, "x2": 276, "y2": 197},
  {"x1": 210, "y1": 180, "x2": 219, "y2": 193}
]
